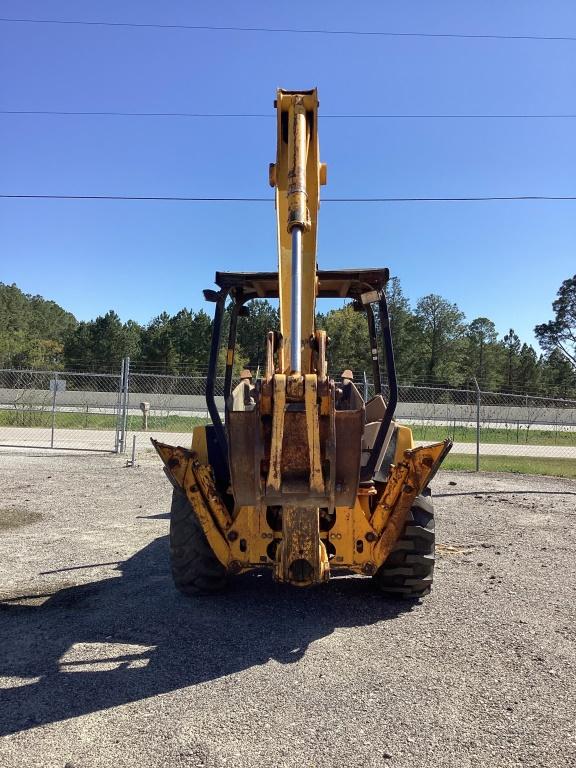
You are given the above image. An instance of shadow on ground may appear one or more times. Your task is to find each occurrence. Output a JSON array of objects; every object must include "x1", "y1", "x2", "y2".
[{"x1": 0, "y1": 536, "x2": 413, "y2": 735}]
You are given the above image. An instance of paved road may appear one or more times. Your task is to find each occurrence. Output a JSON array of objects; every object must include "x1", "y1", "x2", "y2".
[
  {"x1": 429, "y1": 441, "x2": 576, "y2": 459},
  {"x1": 0, "y1": 453, "x2": 574, "y2": 767},
  {"x1": 3, "y1": 388, "x2": 575, "y2": 426},
  {"x1": 1, "y1": 426, "x2": 575, "y2": 459}
]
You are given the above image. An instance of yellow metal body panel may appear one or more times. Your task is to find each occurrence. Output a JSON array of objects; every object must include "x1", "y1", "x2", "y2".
[
  {"x1": 330, "y1": 501, "x2": 374, "y2": 568},
  {"x1": 371, "y1": 441, "x2": 446, "y2": 566},
  {"x1": 276, "y1": 506, "x2": 329, "y2": 586},
  {"x1": 266, "y1": 374, "x2": 286, "y2": 493},
  {"x1": 304, "y1": 374, "x2": 324, "y2": 494},
  {"x1": 394, "y1": 424, "x2": 415, "y2": 458},
  {"x1": 152, "y1": 440, "x2": 232, "y2": 567},
  {"x1": 227, "y1": 505, "x2": 275, "y2": 565},
  {"x1": 153, "y1": 437, "x2": 451, "y2": 579},
  {"x1": 191, "y1": 425, "x2": 209, "y2": 462}
]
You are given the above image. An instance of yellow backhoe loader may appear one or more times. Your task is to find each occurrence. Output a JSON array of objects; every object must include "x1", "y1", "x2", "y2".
[{"x1": 153, "y1": 89, "x2": 452, "y2": 598}]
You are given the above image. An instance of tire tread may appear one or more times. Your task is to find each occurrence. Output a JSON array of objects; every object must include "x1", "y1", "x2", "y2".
[
  {"x1": 373, "y1": 493, "x2": 435, "y2": 599},
  {"x1": 169, "y1": 488, "x2": 227, "y2": 596}
]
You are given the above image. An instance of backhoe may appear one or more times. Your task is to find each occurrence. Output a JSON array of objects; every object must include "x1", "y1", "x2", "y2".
[{"x1": 153, "y1": 89, "x2": 452, "y2": 598}]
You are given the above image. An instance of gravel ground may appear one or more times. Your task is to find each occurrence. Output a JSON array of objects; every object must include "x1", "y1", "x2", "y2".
[{"x1": 0, "y1": 450, "x2": 575, "y2": 768}]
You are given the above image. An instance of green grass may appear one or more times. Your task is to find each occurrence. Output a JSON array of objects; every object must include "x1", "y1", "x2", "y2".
[
  {"x1": 127, "y1": 414, "x2": 210, "y2": 432},
  {"x1": 0, "y1": 409, "x2": 209, "y2": 432},
  {"x1": 411, "y1": 423, "x2": 576, "y2": 447},
  {"x1": 3, "y1": 409, "x2": 573, "y2": 445},
  {"x1": 443, "y1": 453, "x2": 576, "y2": 479},
  {"x1": 2, "y1": 408, "x2": 574, "y2": 478}
]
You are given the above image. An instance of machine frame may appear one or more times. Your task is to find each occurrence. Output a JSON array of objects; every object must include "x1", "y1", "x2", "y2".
[
  {"x1": 204, "y1": 268, "x2": 396, "y2": 483},
  {"x1": 153, "y1": 88, "x2": 452, "y2": 593}
]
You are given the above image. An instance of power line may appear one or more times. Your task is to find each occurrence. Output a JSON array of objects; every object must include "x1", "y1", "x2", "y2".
[
  {"x1": 2, "y1": 110, "x2": 575, "y2": 119},
  {"x1": 0, "y1": 111, "x2": 274, "y2": 118},
  {"x1": 0, "y1": 195, "x2": 271, "y2": 202},
  {"x1": 1, "y1": 194, "x2": 575, "y2": 203},
  {"x1": 1, "y1": 17, "x2": 575, "y2": 42},
  {"x1": 326, "y1": 196, "x2": 576, "y2": 202}
]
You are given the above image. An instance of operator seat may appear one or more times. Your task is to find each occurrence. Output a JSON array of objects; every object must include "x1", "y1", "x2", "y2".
[{"x1": 362, "y1": 394, "x2": 396, "y2": 481}]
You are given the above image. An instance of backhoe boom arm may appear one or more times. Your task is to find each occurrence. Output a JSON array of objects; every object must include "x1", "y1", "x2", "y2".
[{"x1": 269, "y1": 89, "x2": 326, "y2": 373}]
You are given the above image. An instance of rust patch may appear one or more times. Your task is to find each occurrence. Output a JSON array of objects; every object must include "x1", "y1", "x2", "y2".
[{"x1": 281, "y1": 412, "x2": 310, "y2": 482}]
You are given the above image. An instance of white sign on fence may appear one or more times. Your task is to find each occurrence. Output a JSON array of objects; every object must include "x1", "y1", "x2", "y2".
[{"x1": 49, "y1": 379, "x2": 66, "y2": 393}]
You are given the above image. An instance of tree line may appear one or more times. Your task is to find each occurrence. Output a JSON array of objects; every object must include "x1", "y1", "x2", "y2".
[{"x1": 1, "y1": 276, "x2": 574, "y2": 398}]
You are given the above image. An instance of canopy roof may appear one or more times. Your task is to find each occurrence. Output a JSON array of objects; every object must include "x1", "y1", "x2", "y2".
[{"x1": 213, "y1": 268, "x2": 389, "y2": 302}]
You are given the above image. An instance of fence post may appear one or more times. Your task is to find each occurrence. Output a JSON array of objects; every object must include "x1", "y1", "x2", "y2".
[
  {"x1": 126, "y1": 434, "x2": 137, "y2": 467},
  {"x1": 120, "y1": 357, "x2": 130, "y2": 453},
  {"x1": 473, "y1": 377, "x2": 481, "y2": 471},
  {"x1": 114, "y1": 359, "x2": 125, "y2": 453},
  {"x1": 50, "y1": 371, "x2": 58, "y2": 449},
  {"x1": 363, "y1": 371, "x2": 369, "y2": 402}
]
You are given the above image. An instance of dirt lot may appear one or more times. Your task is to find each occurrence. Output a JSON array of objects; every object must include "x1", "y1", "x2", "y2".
[{"x1": 0, "y1": 451, "x2": 575, "y2": 768}]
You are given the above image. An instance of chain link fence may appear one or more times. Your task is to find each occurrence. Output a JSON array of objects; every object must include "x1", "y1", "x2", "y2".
[
  {"x1": 390, "y1": 382, "x2": 576, "y2": 467},
  {"x1": 0, "y1": 367, "x2": 126, "y2": 452},
  {"x1": 1, "y1": 362, "x2": 575, "y2": 469}
]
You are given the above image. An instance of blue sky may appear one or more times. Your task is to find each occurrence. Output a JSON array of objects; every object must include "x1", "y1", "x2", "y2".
[{"x1": 1, "y1": 1, "x2": 575, "y2": 348}]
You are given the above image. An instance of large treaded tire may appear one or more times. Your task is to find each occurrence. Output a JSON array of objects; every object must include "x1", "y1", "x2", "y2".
[
  {"x1": 372, "y1": 492, "x2": 435, "y2": 599},
  {"x1": 169, "y1": 488, "x2": 228, "y2": 596}
]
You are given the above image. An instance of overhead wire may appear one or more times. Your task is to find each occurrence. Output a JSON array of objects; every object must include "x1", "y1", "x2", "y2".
[
  {"x1": 2, "y1": 110, "x2": 575, "y2": 119},
  {"x1": 2, "y1": 18, "x2": 574, "y2": 207},
  {"x1": 1, "y1": 194, "x2": 575, "y2": 203},
  {"x1": 1, "y1": 17, "x2": 575, "y2": 42}
]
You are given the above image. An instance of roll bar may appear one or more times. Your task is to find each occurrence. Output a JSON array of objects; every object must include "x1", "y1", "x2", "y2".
[{"x1": 360, "y1": 290, "x2": 398, "y2": 482}]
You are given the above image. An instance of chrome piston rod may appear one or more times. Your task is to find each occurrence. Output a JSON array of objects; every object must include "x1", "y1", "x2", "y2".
[{"x1": 290, "y1": 226, "x2": 303, "y2": 373}]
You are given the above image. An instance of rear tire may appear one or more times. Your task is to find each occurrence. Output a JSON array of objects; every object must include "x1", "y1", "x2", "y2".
[
  {"x1": 372, "y1": 492, "x2": 435, "y2": 599},
  {"x1": 169, "y1": 488, "x2": 228, "y2": 596}
]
